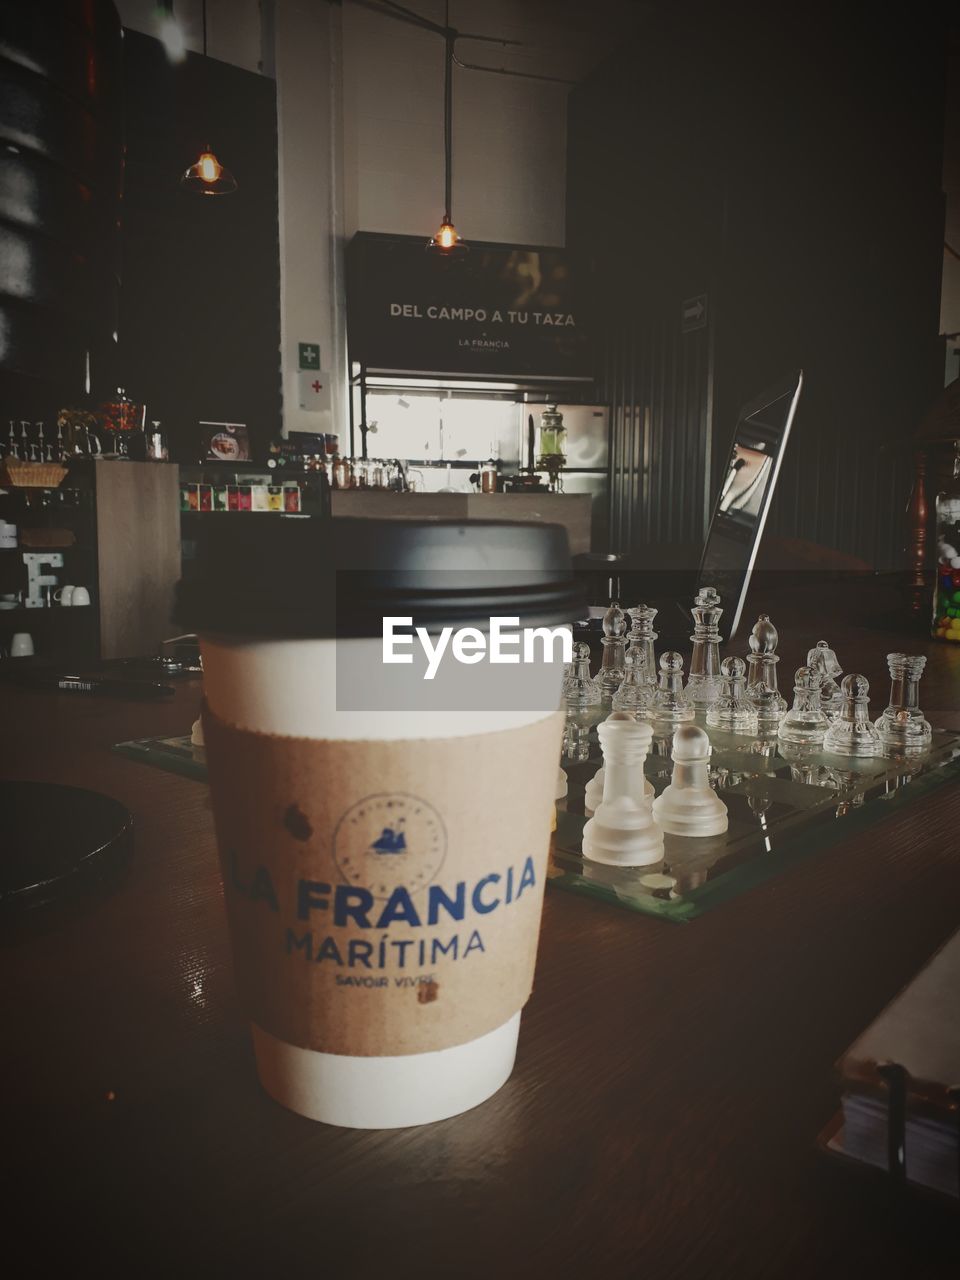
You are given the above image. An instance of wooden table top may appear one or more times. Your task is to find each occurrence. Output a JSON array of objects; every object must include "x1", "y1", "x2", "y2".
[{"x1": 2, "y1": 579, "x2": 959, "y2": 1275}]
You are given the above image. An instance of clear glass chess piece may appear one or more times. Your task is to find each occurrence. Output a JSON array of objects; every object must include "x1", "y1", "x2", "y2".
[
  {"x1": 581, "y1": 714, "x2": 664, "y2": 867},
  {"x1": 611, "y1": 652, "x2": 651, "y2": 714},
  {"x1": 562, "y1": 641, "x2": 601, "y2": 711},
  {"x1": 598, "y1": 600, "x2": 629, "y2": 698},
  {"x1": 874, "y1": 653, "x2": 932, "y2": 752},
  {"x1": 584, "y1": 708, "x2": 653, "y2": 815},
  {"x1": 706, "y1": 656, "x2": 759, "y2": 735},
  {"x1": 624, "y1": 604, "x2": 658, "y2": 693},
  {"x1": 649, "y1": 652, "x2": 695, "y2": 728},
  {"x1": 749, "y1": 682, "x2": 786, "y2": 735},
  {"x1": 684, "y1": 587, "x2": 723, "y2": 709},
  {"x1": 823, "y1": 673, "x2": 881, "y2": 757},
  {"x1": 745, "y1": 614, "x2": 787, "y2": 725},
  {"x1": 563, "y1": 711, "x2": 593, "y2": 757},
  {"x1": 806, "y1": 640, "x2": 843, "y2": 722},
  {"x1": 651, "y1": 723, "x2": 728, "y2": 837},
  {"x1": 777, "y1": 665, "x2": 830, "y2": 746}
]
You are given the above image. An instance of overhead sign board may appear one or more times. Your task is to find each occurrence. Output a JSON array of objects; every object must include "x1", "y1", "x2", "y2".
[{"x1": 346, "y1": 233, "x2": 592, "y2": 380}]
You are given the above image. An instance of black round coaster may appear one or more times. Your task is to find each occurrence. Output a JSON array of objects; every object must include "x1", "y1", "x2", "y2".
[{"x1": 0, "y1": 782, "x2": 133, "y2": 912}]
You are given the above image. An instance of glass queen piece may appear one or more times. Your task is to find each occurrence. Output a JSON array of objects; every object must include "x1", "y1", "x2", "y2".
[{"x1": 685, "y1": 587, "x2": 724, "y2": 709}]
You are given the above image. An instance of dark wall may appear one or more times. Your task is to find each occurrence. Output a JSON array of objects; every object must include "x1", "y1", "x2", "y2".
[
  {"x1": 0, "y1": 0, "x2": 123, "y2": 412},
  {"x1": 120, "y1": 29, "x2": 282, "y2": 460},
  {"x1": 568, "y1": 0, "x2": 946, "y2": 568}
]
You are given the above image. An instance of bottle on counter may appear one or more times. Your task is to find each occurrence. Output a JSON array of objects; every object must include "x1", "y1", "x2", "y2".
[{"x1": 480, "y1": 458, "x2": 499, "y2": 493}]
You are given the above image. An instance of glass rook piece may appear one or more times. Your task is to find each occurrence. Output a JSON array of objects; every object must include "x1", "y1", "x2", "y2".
[
  {"x1": 874, "y1": 653, "x2": 932, "y2": 752},
  {"x1": 581, "y1": 714, "x2": 664, "y2": 867}
]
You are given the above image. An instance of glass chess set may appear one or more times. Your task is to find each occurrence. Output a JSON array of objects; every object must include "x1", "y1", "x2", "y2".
[{"x1": 551, "y1": 593, "x2": 960, "y2": 922}]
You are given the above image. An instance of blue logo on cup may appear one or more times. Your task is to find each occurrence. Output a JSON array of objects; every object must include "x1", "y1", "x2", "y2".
[{"x1": 333, "y1": 794, "x2": 447, "y2": 899}]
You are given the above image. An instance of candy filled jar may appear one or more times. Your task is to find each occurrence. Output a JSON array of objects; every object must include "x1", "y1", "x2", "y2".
[{"x1": 932, "y1": 441, "x2": 960, "y2": 643}]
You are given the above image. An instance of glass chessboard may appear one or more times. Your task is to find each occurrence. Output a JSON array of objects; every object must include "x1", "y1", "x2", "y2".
[
  {"x1": 114, "y1": 723, "x2": 960, "y2": 923},
  {"x1": 551, "y1": 717, "x2": 960, "y2": 922}
]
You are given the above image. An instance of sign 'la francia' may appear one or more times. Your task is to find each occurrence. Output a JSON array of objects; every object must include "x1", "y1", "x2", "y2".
[
  {"x1": 228, "y1": 850, "x2": 538, "y2": 972},
  {"x1": 390, "y1": 302, "x2": 576, "y2": 326}
]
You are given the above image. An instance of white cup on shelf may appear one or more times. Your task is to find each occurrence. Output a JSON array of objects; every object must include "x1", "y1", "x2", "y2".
[
  {"x1": 70, "y1": 586, "x2": 91, "y2": 607},
  {"x1": 55, "y1": 585, "x2": 75, "y2": 606},
  {"x1": 10, "y1": 632, "x2": 34, "y2": 657}
]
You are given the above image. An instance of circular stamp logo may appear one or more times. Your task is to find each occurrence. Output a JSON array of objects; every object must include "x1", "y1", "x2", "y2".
[{"x1": 332, "y1": 794, "x2": 447, "y2": 899}]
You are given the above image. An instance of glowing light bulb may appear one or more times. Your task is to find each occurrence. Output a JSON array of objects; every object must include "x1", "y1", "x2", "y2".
[
  {"x1": 198, "y1": 152, "x2": 221, "y2": 183},
  {"x1": 436, "y1": 221, "x2": 457, "y2": 249}
]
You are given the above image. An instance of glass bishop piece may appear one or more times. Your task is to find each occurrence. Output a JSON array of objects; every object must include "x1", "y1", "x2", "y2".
[
  {"x1": 625, "y1": 604, "x2": 658, "y2": 693},
  {"x1": 650, "y1": 651, "x2": 695, "y2": 728},
  {"x1": 806, "y1": 640, "x2": 843, "y2": 722},
  {"x1": 745, "y1": 614, "x2": 787, "y2": 726},
  {"x1": 778, "y1": 665, "x2": 830, "y2": 746},
  {"x1": 706, "y1": 656, "x2": 759, "y2": 735},
  {"x1": 822, "y1": 673, "x2": 881, "y2": 757},
  {"x1": 611, "y1": 652, "x2": 651, "y2": 715},
  {"x1": 561, "y1": 641, "x2": 601, "y2": 711},
  {"x1": 685, "y1": 586, "x2": 723, "y2": 708},
  {"x1": 598, "y1": 600, "x2": 629, "y2": 698},
  {"x1": 874, "y1": 653, "x2": 932, "y2": 752}
]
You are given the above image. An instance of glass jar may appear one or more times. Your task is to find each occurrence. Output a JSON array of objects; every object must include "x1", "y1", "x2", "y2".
[
  {"x1": 932, "y1": 441, "x2": 960, "y2": 643},
  {"x1": 480, "y1": 458, "x2": 498, "y2": 493},
  {"x1": 539, "y1": 404, "x2": 562, "y2": 456}
]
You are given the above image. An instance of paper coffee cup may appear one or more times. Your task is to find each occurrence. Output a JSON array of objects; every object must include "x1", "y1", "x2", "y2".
[{"x1": 177, "y1": 518, "x2": 580, "y2": 1129}]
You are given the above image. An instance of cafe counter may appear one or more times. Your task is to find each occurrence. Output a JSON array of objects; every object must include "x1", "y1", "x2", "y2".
[{"x1": 329, "y1": 491, "x2": 593, "y2": 554}]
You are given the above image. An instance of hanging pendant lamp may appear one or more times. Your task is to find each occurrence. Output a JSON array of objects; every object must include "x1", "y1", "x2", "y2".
[
  {"x1": 180, "y1": 0, "x2": 237, "y2": 197},
  {"x1": 426, "y1": 10, "x2": 466, "y2": 255}
]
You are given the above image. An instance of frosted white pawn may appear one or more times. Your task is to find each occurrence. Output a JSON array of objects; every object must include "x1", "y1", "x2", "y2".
[
  {"x1": 652, "y1": 724, "x2": 728, "y2": 837},
  {"x1": 581, "y1": 713, "x2": 664, "y2": 867}
]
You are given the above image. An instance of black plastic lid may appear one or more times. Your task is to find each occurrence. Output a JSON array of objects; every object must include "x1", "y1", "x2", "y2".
[{"x1": 175, "y1": 516, "x2": 583, "y2": 638}]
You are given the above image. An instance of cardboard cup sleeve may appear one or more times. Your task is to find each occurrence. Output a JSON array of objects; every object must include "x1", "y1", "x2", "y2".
[{"x1": 204, "y1": 708, "x2": 565, "y2": 1057}]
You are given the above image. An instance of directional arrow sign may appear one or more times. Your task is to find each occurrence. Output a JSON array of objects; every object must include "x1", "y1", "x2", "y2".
[{"x1": 681, "y1": 294, "x2": 708, "y2": 333}]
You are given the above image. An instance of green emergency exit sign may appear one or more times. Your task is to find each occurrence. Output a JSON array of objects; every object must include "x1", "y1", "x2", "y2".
[{"x1": 298, "y1": 342, "x2": 320, "y2": 370}]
